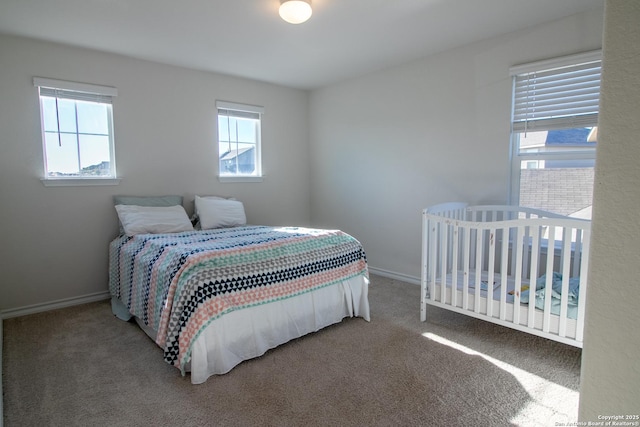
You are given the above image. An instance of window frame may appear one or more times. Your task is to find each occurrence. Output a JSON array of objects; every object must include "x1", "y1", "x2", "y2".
[
  {"x1": 508, "y1": 51, "x2": 601, "y2": 208},
  {"x1": 216, "y1": 100, "x2": 264, "y2": 183},
  {"x1": 34, "y1": 77, "x2": 119, "y2": 187}
]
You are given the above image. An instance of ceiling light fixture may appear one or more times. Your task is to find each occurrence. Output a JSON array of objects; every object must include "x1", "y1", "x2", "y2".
[{"x1": 279, "y1": 0, "x2": 312, "y2": 24}]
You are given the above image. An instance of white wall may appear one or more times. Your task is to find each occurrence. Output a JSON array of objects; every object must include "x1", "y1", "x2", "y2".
[
  {"x1": 309, "y1": 8, "x2": 604, "y2": 279},
  {"x1": 0, "y1": 35, "x2": 310, "y2": 310},
  {"x1": 579, "y1": 0, "x2": 640, "y2": 419}
]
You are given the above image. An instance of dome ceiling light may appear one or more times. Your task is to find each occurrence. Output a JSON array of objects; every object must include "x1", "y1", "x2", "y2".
[{"x1": 279, "y1": 0, "x2": 313, "y2": 24}]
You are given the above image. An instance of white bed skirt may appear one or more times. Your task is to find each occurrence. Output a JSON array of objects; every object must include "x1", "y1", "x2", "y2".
[{"x1": 112, "y1": 274, "x2": 370, "y2": 384}]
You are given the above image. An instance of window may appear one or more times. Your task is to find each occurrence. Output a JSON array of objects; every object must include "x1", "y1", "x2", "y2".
[
  {"x1": 216, "y1": 101, "x2": 264, "y2": 182},
  {"x1": 509, "y1": 51, "x2": 601, "y2": 220},
  {"x1": 34, "y1": 77, "x2": 118, "y2": 185}
]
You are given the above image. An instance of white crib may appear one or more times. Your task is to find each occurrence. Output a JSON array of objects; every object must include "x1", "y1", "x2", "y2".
[{"x1": 421, "y1": 203, "x2": 591, "y2": 347}]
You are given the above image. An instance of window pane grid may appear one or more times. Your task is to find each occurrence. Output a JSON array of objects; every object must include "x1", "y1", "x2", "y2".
[
  {"x1": 39, "y1": 91, "x2": 115, "y2": 178},
  {"x1": 217, "y1": 103, "x2": 262, "y2": 178}
]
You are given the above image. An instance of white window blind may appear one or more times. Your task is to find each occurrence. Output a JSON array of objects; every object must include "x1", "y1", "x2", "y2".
[
  {"x1": 38, "y1": 87, "x2": 114, "y2": 104},
  {"x1": 511, "y1": 51, "x2": 601, "y2": 132},
  {"x1": 217, "y1": 108, "x2": 260, "y2": 120},
  {"x1": 34, "y1": 77, "x2": 117, "y2": 103},
  {"x1": 216, "y1": 101, "x2": 264, "y2": 115}
]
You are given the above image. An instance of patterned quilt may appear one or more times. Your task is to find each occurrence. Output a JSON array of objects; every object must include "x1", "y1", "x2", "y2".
[{"x1": 109, "y1": 225, "x2": 368, "y2": 372}]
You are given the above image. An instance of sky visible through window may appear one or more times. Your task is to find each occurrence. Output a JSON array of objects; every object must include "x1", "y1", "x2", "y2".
[
  {"x1": 218, "y1": 116, "x2": 256, "y2": 148},
  {"x1": 42, "y1": 96, "x2": 111, "y2": 176},
  {"x1": 218, "y1": 115, "x2": 258, "y2": 175}
]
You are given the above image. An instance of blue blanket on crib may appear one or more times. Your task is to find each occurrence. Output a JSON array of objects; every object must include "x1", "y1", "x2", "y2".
[{"x1": 520, "y1": 272, "x2": 580, "y2": 319}]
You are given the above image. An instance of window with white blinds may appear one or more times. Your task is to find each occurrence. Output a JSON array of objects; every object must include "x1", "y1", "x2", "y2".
[
  {"x1": 34, "y1": 77, "x2": 118, "y2": 182},
  {"x1": 511, "y1": 51, "x2": 601, "y2": 132},
  {"x1": 508, "y1": 51, "x2": 601, "y2": 219}
]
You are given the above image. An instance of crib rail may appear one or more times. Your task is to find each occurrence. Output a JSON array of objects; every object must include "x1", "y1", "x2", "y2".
[{"x1": 421, "y1": 204, "x2": 591, "y2": 347}]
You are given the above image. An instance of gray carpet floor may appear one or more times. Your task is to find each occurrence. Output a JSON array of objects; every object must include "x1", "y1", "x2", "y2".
[{"x1": 2, "y1": 274, "x2": 582, "y2": 426}]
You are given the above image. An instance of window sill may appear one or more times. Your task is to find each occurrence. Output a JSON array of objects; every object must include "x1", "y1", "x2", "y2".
[
  {"x1": 41, "y1": 178, "x2": 121, "y2": 187},
  {"x1": 218, "y1": 176, "x2": 264, "y2": 183}
]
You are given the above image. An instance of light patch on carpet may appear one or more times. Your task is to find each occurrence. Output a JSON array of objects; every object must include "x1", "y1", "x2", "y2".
[{"x1": 423, "y1": 332, "x2": 579, "y2": 426}]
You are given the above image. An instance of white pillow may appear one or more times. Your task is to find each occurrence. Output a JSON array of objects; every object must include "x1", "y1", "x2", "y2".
[
  {"x1": 195, "y1": 195, "x2": 246, "y2": 229},
  {"x1": 115, "y1": 204, "x2": 194, "y2": 236}
]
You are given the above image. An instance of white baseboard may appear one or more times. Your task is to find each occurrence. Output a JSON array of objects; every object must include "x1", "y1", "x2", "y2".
[
  {"x1": 0, "y1": 291, "x2": 111, "y2": 320},
  {"x1": 368, "y1": 266, "x2": 420, "y2": 286}
]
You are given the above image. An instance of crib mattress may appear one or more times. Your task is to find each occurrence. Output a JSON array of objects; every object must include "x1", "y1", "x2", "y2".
[
  {"x1": 433, "y1": 270, "x2": 522, "y2": 302},
  {"x1": 427, "y1": 270, "x2": 578, "y2": 340}
]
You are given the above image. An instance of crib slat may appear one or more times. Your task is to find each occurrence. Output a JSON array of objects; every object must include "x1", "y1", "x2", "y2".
[
  {"x1": 558, "y1": 227, "x2": 572, "y2": 337},
  {"x1": 573, "y1": 230, "x2": 583, "y2": 278},
  {"x1": 428, "y1": 219, "x2": 438, "y2": 304},
  {"x1": 469, "y1": 227, "x2": 477, "y2": 279},
  {"x1": 486, "y1": 228, "x2": 496, "y2": 318},
  {"x1": 522, "y1": 224, "x2": 531, "y2": 288},
  {"x1": 510, "y1": 227, "x2": 516, "y2": 286},
  {"x1": 451, "y1": 223, "x2": 459, "y2": 308},
  {"x1": 576, "y1": 228, "x2": 590, "y2": 342},
  {"x1": 527, "y1": 225, "x2": 541, "y2": 328},
  {"x1": 542, "y1": 226, "x2": 556, "y2": 333},
  {"x1": 499, "y1": 226, "x2": 509, "y2": 321},
  {"x1": 512, "y1": 226, "x2": 524, "y2": 325},
  {"x1": 462, "y1": 224, "x2": 471, "y2": 310},
  {"x1": 474, "y1": 227, "x2": 484, "y2": 313},
  {"x1": 440, "y1": 221, "x2": 449, "y2": 303}
]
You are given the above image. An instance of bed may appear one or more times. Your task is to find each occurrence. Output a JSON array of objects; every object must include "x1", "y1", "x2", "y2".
[
  {"x1": 109, "y1": 195, "x2": 370, "y2": 384},
  {"x1": 421, "y1": 203, "x2": 590, "y2": 347}
]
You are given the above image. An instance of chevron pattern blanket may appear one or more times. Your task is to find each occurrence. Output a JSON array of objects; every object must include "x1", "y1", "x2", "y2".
[{"x1": 109, "y1": 225, "x2": 368, "y2": 372}]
